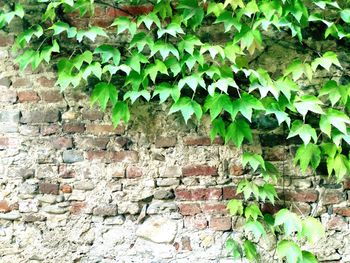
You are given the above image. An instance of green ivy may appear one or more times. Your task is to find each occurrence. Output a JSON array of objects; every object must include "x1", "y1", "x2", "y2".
[{"x1": 2, "y1": 0, "x2": 350, "y2": 262}]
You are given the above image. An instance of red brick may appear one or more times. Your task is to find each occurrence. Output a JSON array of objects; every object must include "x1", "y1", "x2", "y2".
[
  {"x1": 0, "y1": 200, "x2": 10, "y2": 213},
  {"x1": 63, "y1": 123, "x2": 85, "y2": 133},
  {"x1": 155, "y1": 136, "x2": 177, "y2": 148},
  {"x1": 183, "y1": 136, "x2": 223, "y2": 146},
  {"x1": 280, "y1": 189, "x2": 318, "y2": 203},
  {"x1": 39, "y1": 90, "x2": 63, "y2": 102},
  {"x1": 70, "y1": 202, "x2": 87, "y2": 215},
  {"x1": 176, "y1": 188, "x2": 222, "y2": 201},
  {"x1": 175, "y1": 189, "x2": 192, "y2": 201},
  {"x1": 18, "y1": 90, "x2": 39, "y2": 102},
  {"x1": 327, "y1": 216, "x2": 347, "y2": 230},
  {"x1": 0, "y1": 137, "x2": 9, "y2": 150},
  {"x1": 209, "y1": 216, "x2": 232, "y2": 231},
  {"x1": 106, "y1": 5, "x2": 153, "y2": 18},
  {"x1": 86, "y1": 151, "x2": 139, "y2": 163},
  {"x1": 229, "y1": 164, "x2": 244, "y2": 176},
  {"x1": 126, "y1": 166, "x2": 143, "y2": 178},
  {"x1": 260, "y1": 203, "x2": 282, "y2": 215},
  {"x1": 86, "y1": 124, "x2": 124, "y2": 135},
  {"x1": 201, "y1": 203, "x2": 228, "y2": 215},
  {"x1": 61, "y1": 184, "x2": 72, "y2": 193},
  {"x1": 178, "y1": 203, "x2": 201, "y2": 215},
  {"x1": 333, "y1": 207, "x2": 350, "y2": 217},
  {"x1": 322, "y1": 191, "x2": 344, "y2": 205},
  {"x1": 182, "y1": 165, "x2": 218, "y2": 177},
  {"x1": 41, "y1": 124, "x2": 60, "y2": 135},
  {"x1": 37, "y1": 77, "x2": 56, "y2": 88},
  {"x1": 184, "y1": 215, "x2": 208, "y2": 230},
  {"x1": 12, "y1": 78, "x2": 30, "y2": 87},
  {"x1": 52, "y1": 137, "x2": 73, "y2": 150},
  {"x1": 82, "y1": 110, "x2": 103, "y2": 120},
  {"x1": 222, "y1": 186, "x2": 242, "y2": 200},
  {"x1": 39, "y1": 183, "x2": 59, "y2": 195}
]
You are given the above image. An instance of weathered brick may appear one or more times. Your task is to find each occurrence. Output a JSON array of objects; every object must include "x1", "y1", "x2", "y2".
[
  {"x1": 222, "y1": 187, "x2": 243, "y2": 200},
  {"x1": 229, "y1": 164, "x2": 245, "y2": 176},
  {"x1": 183, "y1": 136, "x2": 223, "y2": 146},
  {"x1": 178, "y1": 203, "x2": 201, "y2": 215},
  {"x1": 61, "y1": 184, "x2": 72, "y2": 193},
  {"x1": 41, "y1": 124, "x2": 60, "y2": 135},
  {"x1": 260, "y1": 203, "x2": 282, "y2": 215},
  {"x1": 21, "y1": 109, "x2": 60, "y2": 123},
  {"x1": 344, "y1": 179, "x2": 350, "y2": 190},
  {"x1": 209, "y1": 216, "x2": 232, "y2": 231},
  {"x1": 23, "y1": 214, "x2": 46, "y2": 222},
  {"x1": 175, "y1": 188, "x2": 222, "y2": 201},
  {"x1": 70, "y1": 202, "x2": 87, "y2": 215},
  {"x1": 82, "y1": 110, "x2": 103, "y2": 120},
  {"x1": 0, "y1": 110, "x2": 20, "y2": 123},
  {"x1": 0, "y1": 33, "x2": 14, "y2": 47},
  {"x1": 182, "y1": 165, "x2": 218, "y2": 177},
  {"x1": 39, "y1": 183, "x2": 59, "y2": 195},
  {"x1": 184, "y1": 215, "x2": 208, "y2": 230},
  {"x1": 322, "y1": 191, "x2": 344, "y2": 205},
  {"x1": 75, "y1": 137, "x2": 109, "y2": 150},
  {"x1": 92, "y1": 204, "x2": 117, "y2": 216},
  {"x1": 63, "y1": 123, "x2": 85, "y2": 133},
  {"x1": 39, "y1": 90, "x2": 63, "y2": 102},
  {"x1": 0, "y1": 87, "x2": 17, "y2": 103},
  {"x1": 0, "y1": 137, "x2": 21, "y2": 149},
  {"x1": 280, "y1": 189, "x2": 318, "y2": 203},
  {"x1": 290, "y1": 202, "x2": 311, "y2": 216},
  {"x1": 86, "y1": 151, "x2": 139, "y2": 163},
  {"x1": 37, "y1": 76, "x2": 56, "y2": 87},
  {"x1": 0, "y1": 137, "x2": 9, "y2": 149},
  {"x1": 161, "y1": 166, "x2": 182, "y2": 178},
  {"x1": 12, "y1": 78, "x2": 31, "y2": 88},
  {"x1": 52, "y1": 137, "x2": 73, "y2": 150},
  {"x1": 86, "y1": 124, "x2": 124, "y2": 135},
  {"x1": 201, "y1": 203, "x2": 228, "y2": 215},
  {"x1": 18, "y1": 90, "x2": 39, "y2": 102},
  {"x1": 106, "y1": 164, "x2": 125, "y2": 178},
  {"x1": 126, "y1": 166, "x2": 143, "y2": 178},
  {"x1": 333, "y1": 207, "x2": 350, "y2": 217},
  {"x1": 59, "y1": 165, "x2": 76, "y2": 179},
  {"x1": 155, "y1": 136, "x2": 177, "y2": 148},
  {"x1": 62, "y1": 111, "x2": 80, "y2": 121},
  {"x1": 63, "y1": 150, "x2": 84, "y2": 163},
  {"x1": 0, "y1": 200, "x2": 10, "y2": 213},
  {"x1": 327, "y1": 216, "x2": 347, "y2": 230}
]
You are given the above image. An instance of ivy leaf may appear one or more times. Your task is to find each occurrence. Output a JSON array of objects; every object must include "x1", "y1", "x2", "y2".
[
  {"x1": 294, "y1": 143, "x2": 321, "y2": 173},
  {"x1": 94, "y1": 45, "x2": 121, "y2": 65},
  {"x1": 208, "y1": 78, "x2": 238, "y2": 96},
  {"x1": 259, "y1": 183, "x2": 278, "y2": 204},
  {"x1": 111, "y1": 16, "x2": 137, "y2": 36},
  {"x1": 178, "y1": 74, "x2": 206, "y2": 92},
  {"x1": 311, "y1": 51, "x2": 342, "y2": 71},
  {"x1": 227, "y1": 199, "x2": 243, "y2": 216},
  {"x1": 124, "y1": 90, "x2": 151, "y2": 104},
  {"x1": 153, "y1": 83, "x2": 180, "y2": 103},
  {"x1": 274, "y1": 209, "x2": 302, "y2": 236},
  {"x1": 277, "y1": 240, "x2": 302, "y2": 263},
  {"x1": 226, "y1": 239, "x2": 242, "y2": 260},
  {"x1": 112, "y1": 101, "x2": 130, "y2": 127},
  {"x1": 49, "y1": 21, "x2": 77, "y2": 37},
  {"x1": 157, "y1": 22, "x2": 184, "y2": 38},
  {"x1": 215, "y1": 11, "x2": 242, "y2": 32},
  {"x1": 232, "y1": 93, "x2": 265, "y2": 122},
  {"x1": 244, "y1": 220, "x2": 266, "y2": 239},
  {"x1": 287, "y1": 120, "x2": 317, "y2": 145},
  {"x1": 244, "y1": 204, "x2": 263, "y2": 221},
  {"x1": 40, "y1": 40, "x2": 60, "y2": 63},
  {"x1": 15, "y1": 49, "x2": 35, "y2": 71},
  {"x1": 340, "y1": 9, "x2": 350, "y2": 23},
  {"x1": 126, "y1": 52, "x2": 148, "y2": 74},
  {"x1": 284, "y1": 59, "x2": 313, "y2": 81},
  {"x1": 178, "y1": 35, "x2": 203, "y2": 55},
  {"x1": 150, "y1": 41, "x2": 179, "y2": 60},
  {"x1": 294, "y1": 95, "x2": 324, "y2": 119},
  {"x1": 302, "y1": 251, "x2": 318, "y2": 263},
  {"x1": 200, "y1": 44, "x2": 225, "y2": 60},
  {"x1": 144, "y1": 59, "x2": 168, "y2": 82},
  {"x1": 169, "y1": 97, "x2": 202, "y2": 123},
  {"x1": 319, "y1": 80, "x2": 349, "y2": 106},
  {"x1": 130, "y1": 32, "x2": 154, "y2": 53},
  {"x1": 242, "y1": 152, "x2": 265, "y2": 171},
  {"x1": 76, "y1": 26, "x2": 107, "y2": 42},
  {"x1": 203, "y1": 93, "x2": 233, "y2": 121},
  {"x1": 224, "y1": 0, "x2": 245, "y2": 10},
  {"x1": 91, "y1": 82, "x2": 118, "y2": 111},
  {"x1": 225, "y1": 119, "x2": 253, "y2": 147},
  {"x1": 237, "y1": 180, "x2": 259, "y2": 200},
  {"x1": 137, "y1": 12, "x2": 161, "y2": 30},
  {"x1": 82, "y1": 62, "x2": 102, "y2": 80},
  {"x1": 16, "y1": 25, "x2": 43, "y2": 48},
  {"x1": 265, "y1": 101, "x2": 291, "y2": 127},
  {"x1": 210, "y1": 117, "x2": 226, "y2": 142},
  {"x1": 243, "y1": 240, "x2": 258, "y2": 261},
  {"x1": 275, "y1": 77, "x2": 299, "y2": 101},
  {"x1": 327, "y1": 153, "x2": 350, "y2": 181},
  {"x1": 319, "y1": 109, "x2": 350, "y2": 137},
  {"x1": 301, "y1": 217, "x2": 325, "y2": 244}
]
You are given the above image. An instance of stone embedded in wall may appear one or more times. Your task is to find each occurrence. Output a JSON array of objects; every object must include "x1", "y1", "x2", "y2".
[
  {"x1": 136, "y1": 216, "x2": 177, "y2": 243},
  {"x1": 92, "y1": 204, "x2": 118, "y2": 216}
]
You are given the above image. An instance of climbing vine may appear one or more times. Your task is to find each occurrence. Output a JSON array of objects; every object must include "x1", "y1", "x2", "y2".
[{"x1": 1, "y1": 0, "x2": 350, "y2": 261}]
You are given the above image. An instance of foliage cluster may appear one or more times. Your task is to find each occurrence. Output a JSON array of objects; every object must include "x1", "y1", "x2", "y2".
[{"x1": 1, "y1": 0, "x2": 350, "y2": 262}]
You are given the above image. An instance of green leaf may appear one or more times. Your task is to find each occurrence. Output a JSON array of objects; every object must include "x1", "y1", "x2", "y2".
[
  {"x1": 208, "y1": 78, "x2": 238, "y2": 96},
  {"x1": 112, "y1": 102, "x2": 130, "y2": 126},
  {"x1": 259, "y1": 184, "x2": 278, "y2": 204},
  {"x1": 178, "y1": 74, "x2": 206, "y2": 92},
  {"x1": 294, "y1": 143, "x2": 321, "y2": 173},
  {"x1": 82, "y1": 62, "x2": 102, "y2": 80},
  {"x1": 242, "y1": 152, "x2": 266, "y2": 171},
  {"x1": 150, "y1": 41, "x2": 179, "y2": 60},
  {"x1": 320, "y1": 109, "x2": 350, "y2": 137},
  {"x1": 130, "y1": 32, "x2": 154, "y2": 53},
  {"x1": 311, "y1": 51, "x2": 342, "y2": 71},
  {"x1": 169, "y1": 97, "x2": 202, "y2": 123},
  {"x1": 327, "y1": 153, "x2": 350, "y2": 181},
  {"x1": 226, "y1": 239, "x2": 242, "y2": 260},
  {"x1": 277, "y1": 240, "x2": 302, "y2": 263},
  {"x1": 287, "y1": 120, "x2": 317, "y2": 145},
  {"x1": 203, "y1": 93, "x2": 233, "y2": 121},
  {"x1": 210, "y1": 118, "x2": 226, "y2": 142},
  {"x1": 137, "y1": 12, "x2": 161, "y2": 30},
  {"x1": 294, "y1": 95, "x2": 324, "y2": 119},
  {"x1": 227, "y1": 199, "x2": 243, "y2": 216},
  {"x1": 232, "y1": 93, "x2": 265, "y2": 122},
  {"x1": 157, "y1": 22, "x2": 184, "y2": 38},
  {"x1": 284, "y1": 59, "x2": 313, "y2": 81},
  {"x1": 244, "y1": 204, "x2": 263, "y2": 221},
  {"x1": 153, "y1": 83, "x2": 180, "y2": 103},
  {"x1": 243, "y1": 240, "x2": 258, "y2": 261},
  {"x1": 302, "y1": 251, "x2": 318, "y2": 263},
  {"x1": 178, "y1": 35, "x2": 203, "y2": 55},
  {"x1": 144, "y1": 59, "x2": 168, "y2": 83},
  {"x1": 225, "y1": 119, "x2": 253, "y2": 147},
  {"x1": 215, "y1": 11, "x2": 242, "y2": 32},
  {"x1": 124, "y1": 90, "x2": 151, "y2": 104},
  {"x1": 244, "y1": 220, "x2": 266, "y2": 239},
  {"x1": 15, "y1": 49, "x2": 36, "y2": 71},
  {"x1": 111, "y1": 16, "x2": 137, "y2": 36},
  {"x1": 126, "y1": 52, "x2": 148, "y2": 74},
  {"x1": 94, "y1": 45, "x2": 121, "y2": 65},
  {"x1": 237, "y1": 180, "x2": 259, "y2": 200},
  {"x1": 301, "y1": 217, "x2": 325, "y2": 244},
  {"x1": 274, "y1": 209, "x2": 302, "y2": 236},
  {"x1": 340, "y1": 9, "x2": 350, "y2": 23},
  {"x1": 76, "y1": 26, "x2": 107, "y2": 42},
  {"x1": 91, "y1": 82, "x2": 118, "y2": 111}
]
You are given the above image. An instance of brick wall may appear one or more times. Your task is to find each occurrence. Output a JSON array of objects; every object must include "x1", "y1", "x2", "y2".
[{"x1": 0, "y1": 3, "x2": 350, "y2": 263}]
